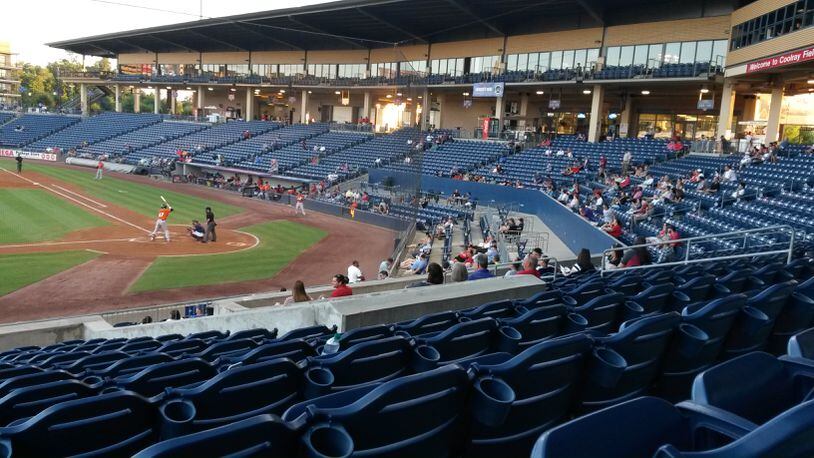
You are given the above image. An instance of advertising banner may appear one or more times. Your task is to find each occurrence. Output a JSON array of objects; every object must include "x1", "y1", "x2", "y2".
[
  {"x1": 0, "y1": 149, "x2": 58, "y2": 161},
  {"x1": 472, "y1": 82, "x2": 505, "y2": 98},
  {"x1": 746, "y1": 46, "x2": 814, "y2": 73}
]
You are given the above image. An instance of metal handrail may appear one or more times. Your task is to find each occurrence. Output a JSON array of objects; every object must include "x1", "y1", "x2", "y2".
[{"x1": 600, "y1": 224, "x2": 795, "y2": 276}]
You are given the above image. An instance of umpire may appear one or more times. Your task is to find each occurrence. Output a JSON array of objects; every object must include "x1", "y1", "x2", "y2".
[{"x1": 204, "y1": 207, "x2": 217, "y2": 242}]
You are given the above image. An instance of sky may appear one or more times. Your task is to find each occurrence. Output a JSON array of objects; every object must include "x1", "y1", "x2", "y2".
[{"x1": 1, "y1": 0, "x2": 331, "y2": 66}]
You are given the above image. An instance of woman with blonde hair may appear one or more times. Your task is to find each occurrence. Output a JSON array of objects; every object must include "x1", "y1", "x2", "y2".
[{"x1": 284, "y1": 280, "x2": 312, "y2": 304}]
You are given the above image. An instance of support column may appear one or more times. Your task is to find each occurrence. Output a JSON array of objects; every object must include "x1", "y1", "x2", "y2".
[
  {"x1": 363, "y1": 91, "x2": 371, "y2": 122},
  {"x1": 245, "y1": 87, "x2": 254, "y2": 120},
  {"x1": 587, "y1": 84, "x2": 605, "y2": 142},
  {"x1": 436, "y1": 94, "x2": 444, "y2": 129},
  {"x1": 133, "y1": 89, "x2": 141, "y2": 113},
  {"x1": 619, "y1": 95, "x2": 633, "y2": 138},
  {"x1": 169, "y1": 90, "x2": 176, "y2": 115},
  {"x1": 495, "y1": 96, "x2": 505, "y2": 137},
  {"x1": 80, "y1": 83, "x2": 88, "y2": 117},
  {"x1": 765, "y1": 84, "x2": 784, "y2": 143},
  {"x1": 518, "y1": 93, "x2": 529, "y2": 128},
  {"x1": 420, "y1": 88, "x2": 430, "y2": 131},
  {"x1": 300, "y1": 90, "x2": 309, "y2": 124},
  {"x1": 114, "y1": 84, "x2": 121, "y2": 112},
  {"x1": 717, "y1": 79, "x2": 736, "y2": 140},
  {"x1": 196, "y1": 86, "x2": 204, "y2": 119},
  {"x1": 153, "y1": 88, "x2": 160, "y2": 114}
]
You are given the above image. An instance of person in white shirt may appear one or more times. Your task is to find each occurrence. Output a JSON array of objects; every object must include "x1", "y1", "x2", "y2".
[
  {"x1": 642, "y1": 174, "x2": 655, "y2": 187},
  {"x1": 731, "y1": 182, "x2": 746, "y2": 199},
  {"x1": 622, "y1": 151, "x2": 632, "y2": 174},
  {"x1": 723, "y1": 165, "x2": 738, "y2": 182},
  {"x1": 347, "y1": 260, "x2": 364, "y2": 283}
]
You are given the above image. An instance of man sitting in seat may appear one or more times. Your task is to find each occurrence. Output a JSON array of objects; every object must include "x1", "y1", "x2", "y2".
[{"x1": 187, "y1": 220, "x2": 206, "y2": 242}]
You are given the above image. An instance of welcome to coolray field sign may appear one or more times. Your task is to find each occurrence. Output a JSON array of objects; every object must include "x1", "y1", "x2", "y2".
[{"x1": 746, "y1": 46, "x2": 814, "y2": 73}]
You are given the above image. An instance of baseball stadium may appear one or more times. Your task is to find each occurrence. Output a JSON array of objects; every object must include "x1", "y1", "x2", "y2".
[{"x1": 0, "y1": 0, "x2": 812, "y2": 455}]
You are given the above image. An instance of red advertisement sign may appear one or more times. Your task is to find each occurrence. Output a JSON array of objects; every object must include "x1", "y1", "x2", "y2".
[
  {"x1": 0, "y1": 149, "x2": 58, "y2": 161},
  {"x1": 482, "y1": 118, "x2": 490, "y2": 140},
  {"x1": 746, "y1": 46, "x2": 814, "y2": 73}
]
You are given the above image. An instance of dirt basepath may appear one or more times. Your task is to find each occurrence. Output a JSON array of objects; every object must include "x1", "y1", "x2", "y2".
[{"x1": 0, "y1": 160, "x2": 397, "y2": 323}]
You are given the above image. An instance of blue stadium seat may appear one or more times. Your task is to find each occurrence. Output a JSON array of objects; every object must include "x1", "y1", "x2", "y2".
[
  {"x1": 683, "y1": 351, "x2": 814, "y2": 427},
  {"x1": 572, "y1": 292, "x2": 626, "y2": 333},
  {"x1": 222, "y1": 339, "x2": 317, "y2": 366},
  {"x1": 417, "y1": 318, "x2": 520, "y2": 365},
  {"x1": 579, "y1": 313, "x2": 680, "y2": 412},
  {"x1": 723, "y1": 280, "x2": 798, "y2": 359},
  {"x1": 466, "y1": 334, "x2": 593, "y2": 457},
  {"x1": 787, "y1": 327, "x2": 814, "y2": 360},
  {"x1": 0, "y1": 379, "x2": 97, "y2": 426},
  {"x1": 110, "y1": 358, "x2": 217, "y2": 398},
  {"x1": 500, "y1": 304, "x2": 587, "y2": 349}
]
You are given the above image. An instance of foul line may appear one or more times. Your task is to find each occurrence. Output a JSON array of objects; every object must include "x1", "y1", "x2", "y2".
[
  {"x1": 0, "y1": 168, "x2": 150, "y2": 234},
  {"x1": 0, "y1": 238, "x2": 135, "y2": 249},
  {"x1": 52, "y1": 184, "x2": 108, "y2": 208}
]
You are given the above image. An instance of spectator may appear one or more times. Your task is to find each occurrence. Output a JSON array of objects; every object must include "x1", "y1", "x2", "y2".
[
  {"x1": 621, "y1": 236, "x2": 652, "y2": 267},
  {"x1": 284, "y1": 280, "x2": 312, "y2": 304},
  {"x1": 571, "y1": 248, "x2": 596, "y2": 275},
  {"x1": 602, "y1": 215, "x2": 623, "y2": 238},
  {"x1": 606, "y1": 245, "x2": 624, "y2": 268},
  {"x1": 468, "y1": 255, "x2": 495, "y2": 280},
  {"x1": 723, "y1": 165, "x2": 738, "y2": 182},
  {"x1": 330, "y1": 274, "x2": 353, "y2": 297},
  {"x1": 378, "y1": 258, "x2": 393, "y2": 279},
  {"x1": 407, "y1": 262, "x2": 444, "y2": 288},
  {"x1": 451, "y1": 262, "x2": 469, "y2": 282},
  {"x1": 516, "y1": 255, "x2": 541, "y2": 278},
  {"x1": 409, "y1": 253, "x2": 429, "y2": 275},
  {"x1": 169, "y1": 310, "x2": 181, "y2": 321},
  {"x1": 486, "y1": 241, "x2": 499, "y2": 263},
  {"x1": 347, "y1": 260, "x2": 364, "y2": 283}
]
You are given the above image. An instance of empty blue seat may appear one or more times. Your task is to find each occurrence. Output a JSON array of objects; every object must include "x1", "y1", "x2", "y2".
[
  {"x1": 111, "y1": 358, "x2": 217, "y2": 398},
  {"x1": 572, "y1": 292, "x2": 626, "y2": 333},
  {"x1": 0, "y1": 370, "x2": 74, "y2": 398},
  {"x1": 280, "y1": 324, "x2": 336, "y2": 342},
  {"x1": 787, "y1": 327, "x2": 814, "y2": 359},
  {"x1": 628, "y1": 283, "x2": 676, "y2": 315},
  {"x1": 92, "y1": 353, "x2": 174, "y2": 378},
  {"x1": 723, "y1": 281, "x2": 797, "y2": 359},
  {"x1": 394, "y1": 310, "x2": 461, "y2": 337},
  {"x1": 283, "y1": 364, "x2": 470, "y2": 457},
  {"x1": 158, "y1": 358, "x2": 304, "y2": 438},
  {"x1": 0, "y1": 391, "x2": 159, "y2": 457},
  {"x1": 133, "y1": 414, "x2": 297, "y2": 458},
  {"x1": 0, "y1": 379, "x2": 97, "y2": 426},
  {"x1": 417, "y1": 318, "x2": 520, "y2": 365},
  {"x1": 500, "y1": 305, "x2": 587, "y2": 349},
  {"x1": 768, "y1": 290, "x2": 814, "y2": 355},
  {"x1": 580, "y1": 313, "x2": 680, "y2": 412},
  {"x1": 466, "y1": 334, "x2": 593, "y2": 457},
  {"x1": 657, "y1": 294, "x2": 747, "y2": 401},
  {"x1": 223, "y1": 339, "x2": 317, "y2": 366},
  {"x1": 226, "y1": 328, "x2": 278, "y2": 343},
  {"x1": 461, "y1": 299, "x2": 518, "y2": 320},
  {"x1": 683, "y1": 351, "x2": 814, "y2": 427},
  {"x1": 716, "y1": 268, "x2": 754, "y2": 293},
  {"x1": 337, "y1": 324, "x2": 394, "y2": 350}
]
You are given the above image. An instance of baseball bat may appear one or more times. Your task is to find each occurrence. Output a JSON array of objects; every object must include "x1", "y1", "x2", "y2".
[{"x1": 160, "y1": 195, "x2": 170, "y2": 207}]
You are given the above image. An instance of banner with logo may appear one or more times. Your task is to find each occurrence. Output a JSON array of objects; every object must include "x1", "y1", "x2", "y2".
[
  {"x1": 472, "y1": 82, "x2": 505, "y2": 98},
  {"x1": 746, "y1": 45, "x2": 814, "y2": 73},
  {"x1": 0, "y1": 149, "x2": 58, "y2": 162}
]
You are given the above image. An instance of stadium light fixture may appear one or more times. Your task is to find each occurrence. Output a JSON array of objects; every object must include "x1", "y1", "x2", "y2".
[
  {"x1": 641, "y1": 90, "x2": 650, "y2": 95},
  {"x1": 207, "y1": 87, "x2": 213, "y2": 91},
  {"x1": 700, "y1": 87, "x2": 710, "y2": 94},
  {"x1": 407, "y1": 97, "x2": 413, "y2": 101},
  {"x1": 577, "y1": 113, "x2": 586, "y2": 118},
  {"x1": 308, "y1": 90, "x2": 312, "y2": 94},
  {"x1": 147, "y1": 86, "x2": 153, "y2": 89},
  {"x1": 280, "y1": 89, "x2": 286, "y2": 93},
  {"x1": 166, "y1": 86, "x2": 172, "y2": 90},
  {"x1": 186, "y1": 87, "x2": 192, "y2": 90},
  {"x1": 229, "y1": 88, "x2": 236, "y2": 92},
  {"x1": 582, "y1": 89, "x2": 591, "y2": 94},
  {"x1": 536, "y1": 90, "x2": 544, "y2": 95},
  {"x1": 386, "y1": 94, "x2": 392, "y2": 98},
  {"x1": 418, "y1": 95, "x2": 423, "y2": 99},
  {"x1": 396, "y1": 92, "x2": 402, "y2": 96},
  {"x1": 334, "y1": 91, "x2": 341, "y2": 95},
  {"x1": 462, "y1": 92, "x2": 470, "y2": 96}
]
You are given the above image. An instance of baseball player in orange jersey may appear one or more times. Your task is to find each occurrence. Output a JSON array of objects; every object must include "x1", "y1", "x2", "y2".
[{"x1": 149, "y1": 203, "x2": 173, "y2": 241}]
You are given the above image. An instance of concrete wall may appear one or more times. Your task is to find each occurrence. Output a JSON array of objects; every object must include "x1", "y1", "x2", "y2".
[
  {"x1": 440, "y1": 94, "x2": 494, "y2": 131},
  {"x1": 506, "y1": 29, "x2": 603, "y2": 54},
  {"x1": 370, "y1": 45, "x2": 429, "y2": 63},
  {"x1": 604, "y1": 16, "x2": 731, "y2": 46}
]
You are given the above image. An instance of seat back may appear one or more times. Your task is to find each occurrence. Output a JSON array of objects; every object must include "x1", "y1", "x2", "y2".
[
  {"x1": 227, "y1": 339, "x2": 317, "y2": 366},
  {"x1": 421, "y1": 318, "x2": 500, "y2": 364},
  {"x1": 676, "y1": 274, "x2": 715, "y2": 302},
  {"x1": 573, "y1": 292, "x2": 626, "y2": 333},
  {"x1": 0, "y1": 380, "x2": 97, "y2": 427},
  {"x1": 567, "y1": 280, "x2": 607, "y2": 303},
  {"x1": 631, "y1": 283, "x2": 675, "y2": 315},
  {"x1": 500, "y1": 305, "x2": 584, "y2": 349},
  {"x1": 338, "y1": 324, "x2": 394, "y2": 349},
  {"x1": 462, "y1": 299, "x2": 518, "y2": 320},
  {"x1": 725, "y1": 281, "x2": 797, "y2": 358},
  {"x1": 394, "y1": 310, "x2": 461, "y2": 337},
  {"x1": 114, "y1": 358, "x2": 217, "y2": 398},
  {"x1": 467, "y1": 334, "x2": 593, "y2": 457},
  {"x1": 787, "y1": 327, "x2": 814, "y2": 359}
]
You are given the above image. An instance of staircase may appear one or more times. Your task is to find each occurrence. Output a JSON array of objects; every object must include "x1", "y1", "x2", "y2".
[{"x1": 60, "y1": 86, "x2": 110, "y2": 113}]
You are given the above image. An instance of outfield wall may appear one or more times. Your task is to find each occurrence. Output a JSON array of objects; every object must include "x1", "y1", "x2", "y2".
[{"x1": 369, "y1": 169, "x2": 620, "y2": 254}]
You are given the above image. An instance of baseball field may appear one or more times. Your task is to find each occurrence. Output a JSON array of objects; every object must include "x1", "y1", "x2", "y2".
[{"x1": 0, "y1": 158, "x2": 397, "y2": 323}]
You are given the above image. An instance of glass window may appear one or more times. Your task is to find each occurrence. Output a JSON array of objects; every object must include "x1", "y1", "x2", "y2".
[
  {"x1": 550, "y1": 51, "x2": 562, "y2": 70},
  {"x1": 507, "y1": 54, "x2": 518, "y2": 71},
  {"x1": 605, "y1": 47, "x2": 620, "y2": 67},
  {"x1": 680, "y1": 42, "x2": 696, "y2": 64},
  {"x1": 574, "y1": 49, "x2": 587, "y2": 68},
  {"x1": 619, "y1": 46, "x2": 634, "y2": 66},
  {"x1": 538, "y1": 52, "x2": 550, "y2": 72},
  {"x1": 586, "y1": 49, "x2": 599, "y2": 68},
  {"x1": 664, "y1": 42, "x2": 680, "y2": 63},
  {"x1": 633, "y1": 45, "x2": 648, "y2": 66},
  {"x1": 647, "y1": 44, "x2": 663, "y2": 67},
  {"x1": 527, "y1": 53, "x2": 539, "y2": 73},
  {"x1": 712, "y1": 40, "x2": 728, "y2": 66},
  {"x1": 517, "y1": 53, "x2": 528, "y2": 71},
  {"x1": 695, "y1": 40, "x2": 712, "y2": 63},
  {"x1": 562, "y1": 50, "x2": 574, "y2": 69}
]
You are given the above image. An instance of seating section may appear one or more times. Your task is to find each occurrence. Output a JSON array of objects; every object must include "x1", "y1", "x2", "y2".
[
  {"x1": 26, "y1": 112, "x2": 162, "y2": 151},
  {"x1": 386, "y1": 140, "x2": 510, "y2": 176},
  {"x1": 80, "y1": 121, "x2": 210, "y2": 158},
  {"x1": 0, "y1": 253, "x2": 808, "y2": 456},
  {"x1": 0, "y1": 112, "x2": 14, "y2": 126},
  {"x1": 0, "y1": 114, "x2": 80, "y2": 148},
  {"x1": 125, "y1": 120, "x2": 277, "y2": 164}
]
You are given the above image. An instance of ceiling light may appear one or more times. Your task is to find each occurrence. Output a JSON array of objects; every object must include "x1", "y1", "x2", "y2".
[
  {"x1": 147, "y1": 86, "x2": 153, "y2": 89},
  {"x1": 641, "y1": 90, "x2": 650, "y2": 95},
  {"x1": 185, "y1": 86, "x2": 192, "y2": 90},
  {"x1": 577, "y1": 113, "x2": 586, "y2": 119},
  {"x1": 808, "y1": 79, "x2": 814, "y2": 84},
  {"x1": 462, "y1": 92, "x2": 470, "y2": 96},
  {"x1": 536, "y1": 90, "x2": 544, "y2": 95},
  {"x1": 386, "y1": 94, "x2": 392, "y2": 98},
  {"x1": 418, "y1": 96, "x2": 423, "y2": 99},
  {"x1": 396, "y1": 92, "x2": 402, "y2": 96},
  {"x1": 166, "y1": 86, "x2": 172, "y2": 90},
  {"x1": 407, "y1": 97, "x2": 412, "y2": 101},
  {"x1": 207, "y1": 87, "x2": 213, "y2": 91},
  {"x1": 229, "y1": 88, "x2": 236, "y2": 92},
  {"x1": 307, "y1": 90, "x2": 312, "y2": 94},
  {"x1": 700, "y1": 88, "x2": 710, "y2": 94},
  {"x1": 335, "y1": 91, "x2": 341, "y2": 95},
  {"x1": 280, "y1": 89, "x2": 286, "y2": 93},
  {"x1": 582, "y1": 89, "x2": 591, "y2": 94}
]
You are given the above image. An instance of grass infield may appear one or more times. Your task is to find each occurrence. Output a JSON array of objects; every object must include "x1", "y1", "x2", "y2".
[
  {"x1": 129, "y1": 220, "x2": 326, "y2": 293},
  {"x1": 0, "y1": 251, "x2": 100, "y2": 295},
  {"x1": 0, "y1": 189, "x2": 109, "y2": 244},
  {"x1": 20, "y1": 162, "x2": 242, "y2": 222}
]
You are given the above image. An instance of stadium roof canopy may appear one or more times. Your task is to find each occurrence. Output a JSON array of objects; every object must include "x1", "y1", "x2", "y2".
[{"x1": 48, "y1": 0, "x2": 752, "y2": 57}]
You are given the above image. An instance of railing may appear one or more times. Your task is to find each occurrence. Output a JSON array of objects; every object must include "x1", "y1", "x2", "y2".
[
  {"x1": 600, "y1": 224, "x2": 795, "y2": 276},
  {"x1": 389, "y1": 222, "x2": 417, "y2": 278},
  {"x1": 329, "y1": 122, "x2": 374, "y2": 133}
]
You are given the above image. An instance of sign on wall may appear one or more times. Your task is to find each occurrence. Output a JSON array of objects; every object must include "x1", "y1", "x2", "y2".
[
  {"x1": 697, "y1": 99, "x2": 715, "y2": 111},
  {"x1": 0, "y1": 149, "x2": 58, "y2": 161},
  {"x1": 745, "y1": 45, "x2": 814, "y2": 73},
  {"x1": 549, "y1": 99, "x2": 561, "y2": 109},
  {"x1": 472, "y1": 82, "x2": 505, "y2": 98}
]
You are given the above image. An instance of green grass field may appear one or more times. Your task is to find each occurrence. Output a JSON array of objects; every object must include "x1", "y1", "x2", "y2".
[
  {"x1": 129, "y1": 220, "x2": 326, "y2": 293},
  {"x1": 18, "y1": 162, "x2": 242, "y2": 222},
  {"x1": 0, "y1": 251, "x2": 100, "y2": 295},
  {"x1": 0, "y1": 189, "x2": 109, "y2": 244}
]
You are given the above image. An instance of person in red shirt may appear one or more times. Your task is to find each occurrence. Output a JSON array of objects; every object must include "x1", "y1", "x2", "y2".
[
  {"x1": 516, "y1": 256, "x2": 541, "y2": 278},
  {"x1": 602, "y1": 216, "x2": 623, "y2": 238},
  {"x1": 455, "y1": 246, "x2": 475, "y2": 266},
  {"x1": 330, "y1": 274, "x2": 353, "y2": 297},
  {"x1": 95, "y1": 160, "x2": 104, "y2": 180}
]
